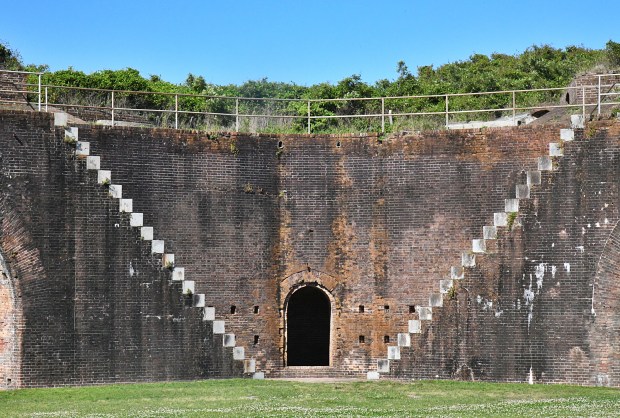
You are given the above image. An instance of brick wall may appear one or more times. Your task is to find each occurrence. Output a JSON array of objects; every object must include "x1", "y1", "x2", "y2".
[
  {"x1": 0, "y1": 72, "x2": 28, "y2": 105},
  {"x1": 1, "y1": 108, "x2": 620, "y2": 387}
]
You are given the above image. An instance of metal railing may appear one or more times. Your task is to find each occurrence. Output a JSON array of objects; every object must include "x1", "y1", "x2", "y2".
[{"x1": 1, "y1": 69, "x2": 619, "y2": 133}]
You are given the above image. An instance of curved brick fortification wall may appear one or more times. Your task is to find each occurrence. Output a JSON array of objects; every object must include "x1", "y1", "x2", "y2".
[{"x1": 1, "y1": 108, "x2": 619, "y2": 386}]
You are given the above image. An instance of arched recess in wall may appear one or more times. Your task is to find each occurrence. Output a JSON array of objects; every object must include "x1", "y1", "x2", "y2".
[
  {"x1": 0, "y1": 249, "x2": 22, "y2": 389},
  {"x1": 590, "y1": 220, "x2": 620, "y2": 387},
  {"x1": 284, "y1": 283, "x2": 333, "y2": 367},
  {"x1": 279, "y1": 268, "x2": 342, "y2": 367}
]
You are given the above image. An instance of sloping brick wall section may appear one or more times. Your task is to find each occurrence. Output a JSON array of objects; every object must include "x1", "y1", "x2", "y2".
[{"x1": 1, "y1": 108, "x2": 620, "y2": 387}]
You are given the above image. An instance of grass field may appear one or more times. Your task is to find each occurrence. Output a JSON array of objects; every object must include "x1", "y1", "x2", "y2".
[{"x1": 1, "y1": 379, "x2": 619, "y2": 417}]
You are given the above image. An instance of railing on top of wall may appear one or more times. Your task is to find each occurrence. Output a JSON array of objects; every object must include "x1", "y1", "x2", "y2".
[{"x1": 0, "y1": 69, "x2": 619, "y2": 133}]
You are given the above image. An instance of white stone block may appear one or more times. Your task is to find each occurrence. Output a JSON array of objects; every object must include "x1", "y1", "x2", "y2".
[
  {"x1": 172, "y1": 267, "x2": 184, "y2": 281},
  {"x1": 440, "y1": 279, "x2": 453, "y2": 294},
  {"x1": 244, "y1": 359, "x2": 256, "y2": 373},
  {"x1": 130, "y1": 213, "x2": 143, "y2": 227},
  {"x1": 65, "y1": 127, "x2": 78, "y2": 143},
  {"x1": 429, "y1": 293, "x2": 443, "y2": 307},
  {"x1": 451, "y1": 266, "x2": 464, "y2": 280},
  {"x1": 516, "y1": 184, "x2": 530, "y2": 199},
  {"x1": 213, "y1": 320, "x2": 225, "y2": 334},
  {"x1": 367, "y1": 371, "x2": 380, "y2": 380},
  {"x1": 108, "y1": 184, "x2": 122, "y2": 199},
  {"x1": 253, "y1": 372, "x2": 265, "y2": 380},
  {"x1": 233, "y1": 346, "x2": 245, "y2": 360},
  {"x1": 494, "y1": 212, "x2": 508, "y2": 227},
  {"x1": 409, "y1": 319, "x2": 421, "y2": 334},
  {"x1": 152, "y1": 239, "x2": 164, "y2": 254},
  {"x1": 483, "y1": 226, "x2": 497, "y2": 240},
  {"x1": 418, "y1": 307, "x2": 432, "y2": 321},
  {"x1": 86, "y1": 156, "x2": 100, "y2": 170},
  {"x1": 141, "y1": 226, "x2": 153, "y2": 241},
  {"x1": 387, "y1": 346, "x2": 400, "y2": 360},
  {"x1": 462, "y1": 252, "x2": 476, "y2": 267},
  {"x1": 377, "y1": 359, "x2": 390, "y2": 373},
  {"x1": 203, "y1": 306, "x2": 216, "y2": 321},
  {"x1": 223, "y1": 333, "x2": 236, "y2": 347},
  {"x1": 193, "y1": 294, "x2": 205, "y2": 308},
  {"x1": 182, "y1": 280, "x2": 194, "y2": 295},
  {"x1": 538, "y1": 156, "x2": 553, "y2": 171},
  {"x1": 560, "y1": 128, "x2": 575, "y2": 141},
  {"x1": 397, "y1": 333, "x2": 411, "y2": 347},
  {"x1": 472, "y1": 239, "x2": 486, "y2": 253},
  {"x1": 75, "y1": 141, "x2": 90, "y2": 157},
  {"x1": 570, "y1": 115, "x2": 584, "y2": 129},
  {"x1": 549, "y1": 142, "x2": 563, "y2": 157},
  {"x1": 162, "y1": 253, "x2": 175, "y2": 267},
  {"x1": 54, "y1": 112, "x2": 68, "y2": 126},
  {"x1": 527, "y1": 171, "x2": 541, "y2": 186},
  {"x1": 119, "y1": 199, "x2": 133, "y2": 213},
  {"x1": 505, "y1": 199, "x2": 519, "y2": 213},
  {"x1": 97, "y1": 170, "x2": 111, "y2": 184}
]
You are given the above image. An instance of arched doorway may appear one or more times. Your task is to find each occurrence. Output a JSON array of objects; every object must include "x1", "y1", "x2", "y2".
[{"x1": 286, "y1": 286, "x2": 331, "y2": 366}]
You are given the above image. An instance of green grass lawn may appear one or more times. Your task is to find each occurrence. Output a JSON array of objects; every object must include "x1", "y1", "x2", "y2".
[{"x1": 1, "y1": 379, "x2": 619, "y2": 417}]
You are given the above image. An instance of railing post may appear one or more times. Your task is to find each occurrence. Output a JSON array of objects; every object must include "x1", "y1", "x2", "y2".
[
  {"x1": 175, "y1": 94, "x2": 178, "y2": 129},
  {"x1": 597, "y1": 75, "x2": 601, "y2": 116},
  {"x1": 235, "y1": 98, "x2": 239, "y2": 132},
  {"x1": 445, "y1": 95, "x2": 449, "y2": 128},
  {"x1": 512, "y1": 91, "x2": 516, "y2": 125},
  {"x1": 37, "y1": 74, "x2": 41, "y2": 111},
  {"x1": 381, "y1": 98, "x2": 385, "y2": 133},
  {"x1": 111, "y1": 91, "x2": 115, "y2": 126},
  {"x1": 44, "y1": 86, "x2": 48, "y2": 112},
  {"x1": 307, "y1": 100, "x2": 311, "y2": 134},
  {"x1": 582, "y1": 85, "x2": 586, "y2": 121}
]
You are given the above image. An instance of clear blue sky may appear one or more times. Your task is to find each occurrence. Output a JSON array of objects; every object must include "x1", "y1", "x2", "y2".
[{"x1": 2, "y1": 0, "x2": 619, "y2": 86}]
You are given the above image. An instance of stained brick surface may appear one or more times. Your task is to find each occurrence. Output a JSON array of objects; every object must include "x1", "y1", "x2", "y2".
[{"x1": 1, "y1": 108, "x2": 620, "y2": 387}]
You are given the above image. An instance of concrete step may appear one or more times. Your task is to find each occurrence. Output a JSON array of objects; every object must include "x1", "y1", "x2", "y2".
[
  {"x1": 472, "y1": 239, "x2": 486, "y2": 253},
  {"x1": 451, "y1": 266, "x2": 464, "y2": 280},
  {"x1": 141, "y1": 226, "x2": 153, "y2": 240},
  {"x1": 223, "y1": 333, "x2": 236, "y2": 347},
  {"x1": 162, "y1": 253, "x2": 174, "y2": 267},
  {"x1": 97, "y1": 170, "x2": 111, "y2": 184},
  {"x1": 76, "y1": 141, "x2": 89, "y2": 157},
  {"x1": 86, "y1": 156, "x2": 100, "y2": 170},
  {"x1": 505, "y1": 199, "x2": 519, "y2": 213},
  {"x1": 483, "y1": 225, "x2": 497, "y2": 239},
  {"x1": 560, "y1": 128, "x2": 575, "y2": 141},
  {"x1": 439, "y1": 279, "x2": 453, "y2": 294},
  {"x1": 151, "y1": 239, "x2": 164, "y2": 254},
  {"x1": 549, "y1": 142, "x2": 563, "y2": 157},
  {"x1": 538, "y1": 156, "x2": 553, "y2": 171},
  {"x1": 130, "y1": 213, "x2": 143, "y2": 227},
  {"x1": 516, "y1": 184, "x2": 530, "y2": 199},
  {"x1": 570, "y1": 115, "x2": 584, "y2": 129},
  {"x1": 172, "y1": 267, "x2": 184, "y2": 281},
  {"x1": 119, "y1": 198, "x2": 132, "y2": 213},
  {"x1": 429, "y1": 293, "x2": 443, "y2": 307},
  {"x1": 182, "y1": 280, "x2": 194, "y2": 295},
  {"x1": 108, "y1": 184, "x2": 122, "y2": 198},
  {"x1": 527, "y1": 170, "x2": 541, "y2": 186},
  {"x1": 462, "y1": 252, "x2": 475, "y2": 267}
]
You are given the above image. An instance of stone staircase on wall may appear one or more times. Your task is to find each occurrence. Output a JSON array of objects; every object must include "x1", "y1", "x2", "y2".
[
  {"x1": 367, "y1": 115, "x2": 585, "y2": 380},
  {"x1": 56, "y1": 114, "x2": 262, "y2": 380}
]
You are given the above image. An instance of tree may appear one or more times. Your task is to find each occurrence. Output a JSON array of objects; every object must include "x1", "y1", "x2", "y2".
[
  {"x1": 0, "y1": 41, "x2": 23, "y2": 70},
  {"x1": 606, "y1": 40, "x2": 620, "y2": 67}
]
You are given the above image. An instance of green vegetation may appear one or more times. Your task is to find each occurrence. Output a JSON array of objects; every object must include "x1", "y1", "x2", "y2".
[
  {"x1": 0, "y1": 379, "x2": 619, "y2": 417},
  {"x1": 2, "y1": 40, "x2": 619, "y2": 132}
]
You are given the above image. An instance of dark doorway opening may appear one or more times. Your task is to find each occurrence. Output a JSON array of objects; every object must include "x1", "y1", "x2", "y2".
[{"x1": 286, "y1": 286, "x2": 331, "y2": 366}]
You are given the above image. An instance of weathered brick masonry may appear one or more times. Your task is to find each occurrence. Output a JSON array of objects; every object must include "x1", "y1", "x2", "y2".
[{"x1": 0, "y1": 109, "x2": 619, "y2": 387}]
